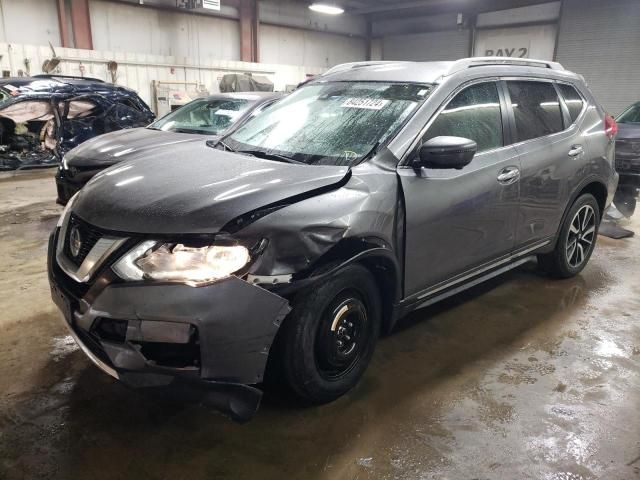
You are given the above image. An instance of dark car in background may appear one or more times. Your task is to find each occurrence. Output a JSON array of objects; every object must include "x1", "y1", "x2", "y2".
[
  {"x1": 0, "y1": 74, "x2": 154, "y2": 171},
  {"x1": 48, "y1": 58, "x2": 618, "y2": 421},
  {"x1": 55, "y1": 92, "x2": 281, "y2": 204},
  {"x1": 615, "y1": 102, "x2": 640, "y2": 179}
]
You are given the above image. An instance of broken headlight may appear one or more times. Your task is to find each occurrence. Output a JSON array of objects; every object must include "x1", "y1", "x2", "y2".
[{"x1": 113, "y1": 242, "x2": 250, "y2": 287}]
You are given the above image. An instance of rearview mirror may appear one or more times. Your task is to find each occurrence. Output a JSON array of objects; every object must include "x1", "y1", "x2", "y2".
[{"x1": 415, "y1": 136, "x2": 477, "y2": 170}]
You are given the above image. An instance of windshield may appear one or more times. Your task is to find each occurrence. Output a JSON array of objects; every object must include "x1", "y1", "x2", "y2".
[
  {"x1": 150, "y1": 97, "x2": 253, "y2": 134},
  {"x1": 617, "y1": 104, "x2": 640, "y2": 124},
  {"x1": 225, "y1": 81, "x2": 431, "y2": 166}
]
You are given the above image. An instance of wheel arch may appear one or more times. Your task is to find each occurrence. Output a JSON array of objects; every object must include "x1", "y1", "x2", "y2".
[
  {"x1": 550, "y1": 177, "x2": 608, "y2": 250},
  {"x1": 286, "y1": 237, "x2": 403, "y2": 336}
]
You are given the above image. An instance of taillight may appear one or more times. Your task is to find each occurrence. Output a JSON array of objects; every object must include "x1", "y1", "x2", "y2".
[{"x1": 605, "y1": 114, "x2": 618, "y2": 139}]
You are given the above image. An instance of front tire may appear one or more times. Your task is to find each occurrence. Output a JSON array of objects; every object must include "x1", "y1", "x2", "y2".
[
  {"x1": 538, "y1": 193, "x2": 600, "y2": 278},
  {"x1": 279, "y1": 264, "x2": 381, "y2": 404}
]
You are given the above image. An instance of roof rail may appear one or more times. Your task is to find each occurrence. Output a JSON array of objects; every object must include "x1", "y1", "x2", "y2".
[
  {"x1": 322, "y1": 61, "x2": 403, "y2": 77},
  {"x1": 33, "y1": 74, "x2": 106, "y2": 83},
  {"x1": 446, "y1": 57, "x2": 564, "y2": 75}
]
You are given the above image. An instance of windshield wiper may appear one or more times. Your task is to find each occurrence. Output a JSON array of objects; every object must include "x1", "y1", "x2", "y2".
[
  {"x1": 237, "y1": 149, "x2": 304, "y2": 165},
  {"x1": 210, "y1": 138, "x2": 236, "y2": 152},
  {"x1": 172, "y1": 127, "x2": 213, "y2": 135}
]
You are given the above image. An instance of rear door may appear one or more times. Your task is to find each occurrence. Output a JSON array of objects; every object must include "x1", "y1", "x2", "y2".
[
  {"x1": 399, "y1": 80, "x2": 521, "y2": 297},
  {"x1": 505, "y1": 79, "x2": 584, "y2": 247}
]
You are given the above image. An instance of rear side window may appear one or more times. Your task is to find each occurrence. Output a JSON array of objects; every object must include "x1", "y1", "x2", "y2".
[
  {"x1": 423, "y1": 82, "x2": 503, "y2": 153},
  {"x1": 558, "y1": 84, "x2": 584, "y2": 123},
  {"x1": 507, "y1": 81, "x2": 564, "y2": 142}
]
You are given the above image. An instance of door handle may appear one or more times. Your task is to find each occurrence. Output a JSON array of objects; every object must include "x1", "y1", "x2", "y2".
[
  {"x1": 568, "y1": 145, "x2": 584, "y2": 157},
  {"x1": 497, "y1": 166, "x2": 520, "y2": 185}
]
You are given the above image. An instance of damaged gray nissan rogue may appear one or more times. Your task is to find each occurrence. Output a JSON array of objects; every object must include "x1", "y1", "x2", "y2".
[{"x1": 48, "y1": 58, "x2": 618, "y2": 421}]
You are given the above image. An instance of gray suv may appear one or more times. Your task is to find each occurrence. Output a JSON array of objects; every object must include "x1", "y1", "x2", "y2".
[{"x1": 48, "y1": 58, "x2": 618, "y2": 421}]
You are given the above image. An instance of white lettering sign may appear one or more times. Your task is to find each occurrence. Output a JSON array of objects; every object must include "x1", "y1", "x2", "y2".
[{"x1": 341, "y1": 98, "x2": 389, "y2": 110}]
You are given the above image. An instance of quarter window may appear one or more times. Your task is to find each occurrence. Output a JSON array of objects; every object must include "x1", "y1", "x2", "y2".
[
  {"x1": 423, "y1": 82, "x2": 503, "y2": 153},
  {"x1": 558, "y1": 84, "x2": 584, "y2": 123},
  {"x1": 507, "y1": 81, "x2": 564, "y2": 142}
]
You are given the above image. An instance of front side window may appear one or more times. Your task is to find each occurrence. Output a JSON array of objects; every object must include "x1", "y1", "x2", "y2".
[
  {"x1": 617, "y1": 103, "x2": 640, "y2": 124},
  {"x1": 558, "y1": 84, "x2": 584, "y2": 123},
  {"x1": 423, "y1": 82, "x2": 503, "y2": 153},
  {"x1": 507, "y1": 81, "x2": 564, "y2": 142},
  {"x1": 151, "y1": 97, "x2": 252, "y2": 134},
  {"x1": 225, "y1": 82, "x2": 431, "y2": 166}
]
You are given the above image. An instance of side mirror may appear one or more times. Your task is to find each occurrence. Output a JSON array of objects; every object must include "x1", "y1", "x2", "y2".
[{"x1": 416, "y1": 136, "x2": 477, "y2": 170}]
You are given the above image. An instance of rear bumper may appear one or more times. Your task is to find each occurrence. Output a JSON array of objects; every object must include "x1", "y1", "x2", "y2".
[
  {"x1": 47, "y1": 231, "x2": 291, "y2": 420},
  {"x1": 615, "y1": 154, "x2": 640, "y2": 177}
]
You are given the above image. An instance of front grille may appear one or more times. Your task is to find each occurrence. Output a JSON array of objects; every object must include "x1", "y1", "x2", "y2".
[{"x1": 63, "y1": 214, "x2": 105, "y2": 267}]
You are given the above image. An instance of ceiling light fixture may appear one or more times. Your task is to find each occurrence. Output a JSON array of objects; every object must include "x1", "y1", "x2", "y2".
[{"x1": 309, "y1": 3, "x2": 344, "y2": 15}]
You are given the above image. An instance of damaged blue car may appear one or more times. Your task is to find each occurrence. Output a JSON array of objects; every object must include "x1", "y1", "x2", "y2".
[{"x1": 0, "y1": 74, "x2": 154, "y2": 170}]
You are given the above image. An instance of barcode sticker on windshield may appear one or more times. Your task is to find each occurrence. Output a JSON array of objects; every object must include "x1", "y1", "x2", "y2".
[{"x1": 341, "y1": 98, "x2": 389, "y2": 110}]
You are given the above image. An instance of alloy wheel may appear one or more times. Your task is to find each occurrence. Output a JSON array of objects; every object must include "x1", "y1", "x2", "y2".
[{"x1": 566, "y1": 204, "x2": 596, "y2": 268}]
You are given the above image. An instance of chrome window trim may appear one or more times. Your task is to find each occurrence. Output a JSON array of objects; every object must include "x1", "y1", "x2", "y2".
[
  {"x1": 555, "y1": 80, "x2": 588, "y2": 126},
  {"x1": 499, "y1": 77, "x2": 582, "y2": 149},
  {"x1": 399, "y1": 75, "x2": 587, "y2": 166}
]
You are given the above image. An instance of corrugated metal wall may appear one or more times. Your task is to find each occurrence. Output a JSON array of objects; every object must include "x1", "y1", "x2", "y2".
[
  {"x1": 382, "y1": 30, "x2": 471, "y2": 62},
  {"x1": 555, "y1": 0, "x2": 640, "y2": 115}
]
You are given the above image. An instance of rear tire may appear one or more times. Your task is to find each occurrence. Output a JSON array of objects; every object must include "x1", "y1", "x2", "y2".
[
  {"x1": 279, "y1": 264, "x2": 381, "y2": 404},
  {"x1": 538, "y1": 193, "x2": 600, "y2": 278}
]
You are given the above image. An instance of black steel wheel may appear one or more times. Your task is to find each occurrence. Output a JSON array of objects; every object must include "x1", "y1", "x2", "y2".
[{"x1": 278, "y1": 264, "x2": 381, "y2": 404}]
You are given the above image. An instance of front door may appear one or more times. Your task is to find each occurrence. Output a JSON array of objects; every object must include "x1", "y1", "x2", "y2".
[{"x1": 399, "y1": 80, "x2": 521, "y2": 297}]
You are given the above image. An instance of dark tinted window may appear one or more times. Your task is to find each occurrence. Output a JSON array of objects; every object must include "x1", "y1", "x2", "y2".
[
  {"x1": 558, "y1": 84, "x2": 584, "y2": 122},
  {"x1": 507, "y1": 81, "x2": 564, "y2": 142},
  {"x1": 424, "y1": 82, "x2": 503, "y2": 153}
]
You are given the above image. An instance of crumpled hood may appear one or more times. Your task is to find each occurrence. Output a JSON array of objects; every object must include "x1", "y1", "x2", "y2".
[
  {"x1": 72, "y1": 141, "x2": 350, "y2": 234},
  {"x1": 64, "y1": 128, "x2": 208, "y2": 168}
]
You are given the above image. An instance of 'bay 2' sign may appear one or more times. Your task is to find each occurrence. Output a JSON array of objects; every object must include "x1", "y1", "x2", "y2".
[{"x1": 485, "y1": 48, "x2": 529, "y2": 58}]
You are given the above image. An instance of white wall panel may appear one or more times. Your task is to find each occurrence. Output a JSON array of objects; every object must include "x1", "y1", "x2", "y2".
[
  {"x1": 382, "y1": 30, "x2": 470, "y2": 62},
  {"x1": 0, "y1": 43, "x2": 325, "y2": 110},
  {"x1": 259, "y1": 24, "x2": 366, "y2": 68},
  {"x1": 89, "y1": 0, "x2": 241, "y2": 60},
  {"x1": 0, "y1": 0, "x2": 61, "y2": 47}
]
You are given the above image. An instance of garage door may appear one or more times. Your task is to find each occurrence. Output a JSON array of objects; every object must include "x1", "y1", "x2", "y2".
[{"x1": 474, "y1": 24, "x2": 557, "y2": 61}]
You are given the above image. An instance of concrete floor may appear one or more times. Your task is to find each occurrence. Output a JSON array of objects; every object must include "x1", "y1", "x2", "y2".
[{"x1": 1, "y1": 170, "x2": 639, "y2": 480}]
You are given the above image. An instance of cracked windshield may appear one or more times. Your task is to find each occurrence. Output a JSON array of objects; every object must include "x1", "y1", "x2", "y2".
[{"x1": 226, "y1": 82, "x2": 431, "y2": 166}]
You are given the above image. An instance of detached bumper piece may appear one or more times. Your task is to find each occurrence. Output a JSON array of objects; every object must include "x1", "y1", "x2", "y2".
[{"x1": 48, "y1": 232, "x2": 291, "y2": 422}]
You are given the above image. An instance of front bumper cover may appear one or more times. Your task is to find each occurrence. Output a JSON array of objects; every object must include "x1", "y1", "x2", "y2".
[{"x1": 48, "y1": 231, "x2": 291, "y2": 421}]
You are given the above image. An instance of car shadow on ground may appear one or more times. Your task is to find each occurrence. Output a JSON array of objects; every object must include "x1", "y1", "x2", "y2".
[{"x1": 0, "y1": 261, "x2": 606, "y2": 480}]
